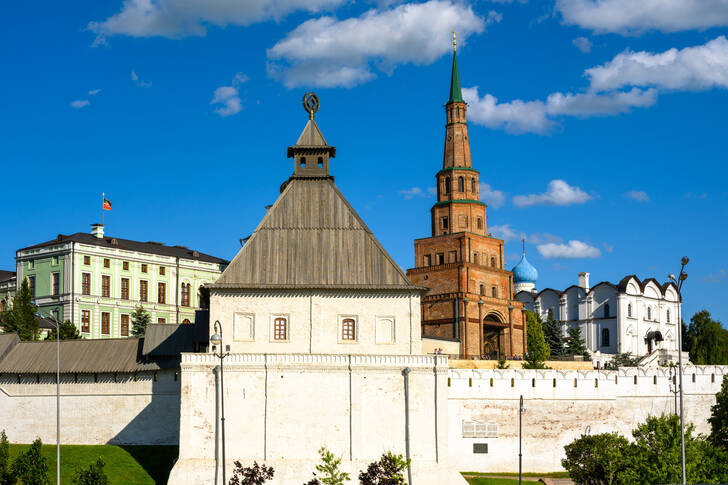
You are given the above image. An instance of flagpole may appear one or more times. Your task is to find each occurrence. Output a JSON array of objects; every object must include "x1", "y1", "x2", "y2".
[{"x1": 102, "y1": 192, "x2": 105, "y2": 226}]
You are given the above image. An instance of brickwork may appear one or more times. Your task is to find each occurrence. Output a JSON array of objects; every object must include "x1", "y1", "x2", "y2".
[{"x1": 407, "y1": 52, "x2": 526, "y2": 359}]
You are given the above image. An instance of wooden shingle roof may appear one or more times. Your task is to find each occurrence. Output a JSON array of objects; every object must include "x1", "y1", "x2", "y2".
[{"x1": 212, "y1": 178, "x2": 421, "y2": 290}]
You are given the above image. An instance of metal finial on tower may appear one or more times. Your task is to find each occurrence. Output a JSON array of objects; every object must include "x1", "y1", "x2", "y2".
[
  {"x1": 522, "y1": 238, "x2": 526, "y2": 255},
  {"x1": 302, "y1": 92, "x2": 320, "y2": 120},
  {"x1": 452, "y1": 28, "x2": 457, "y2": 52}
]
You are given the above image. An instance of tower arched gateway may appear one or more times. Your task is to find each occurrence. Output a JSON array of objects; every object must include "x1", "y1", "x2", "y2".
[{"x1": 406, "y1": 35, "x2": 527, "y2": 359}]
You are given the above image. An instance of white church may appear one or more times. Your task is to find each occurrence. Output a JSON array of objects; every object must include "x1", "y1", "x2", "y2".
[{"x1": 512, "y1": 247, "x2": 684, "y2": 367}]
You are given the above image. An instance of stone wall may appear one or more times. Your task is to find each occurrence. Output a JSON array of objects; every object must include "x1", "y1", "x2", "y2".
[
  {"x1": 0, "y1": 369, "x2": 180, "y2": 445},
  {"x1": 447, "y1": 365, "x2": 728, "y2": 473}
]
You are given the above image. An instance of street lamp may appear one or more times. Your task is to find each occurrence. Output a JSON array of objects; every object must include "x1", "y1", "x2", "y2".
[
  {"x1": 668, "y1": 256, "x2": 689, "y2": 485},
  {"x1": 519, "y1": 395, "x2": 526, "y2": 485},
  {"x1": 210, "y1": 321, "x2": 229, "y2": 485}
]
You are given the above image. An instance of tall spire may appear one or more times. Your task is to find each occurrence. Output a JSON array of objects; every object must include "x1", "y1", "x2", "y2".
[{"x1": 448, "y1": 30, "x2": 464, "y2": 104}]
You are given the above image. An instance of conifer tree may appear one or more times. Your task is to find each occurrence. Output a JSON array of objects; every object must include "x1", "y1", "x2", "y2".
[
  {"x1": 45, "y1": 320, "x2": 81, "y2": 341},
  {"x1": 543, "y1": 308, "x2": 565, "y2": 357},
  {"x1": 523, "y1": 310, "x2": 550, "y2": 368},
  {"x1": 131, "y1": 305, "x2": 151, "y2": 337},
  {"x1": 1, "y1": 278, "x2": 39, "y2": 341},
  {"x1": 566, "y1": 326, "x2": 590, "y2": 360}
]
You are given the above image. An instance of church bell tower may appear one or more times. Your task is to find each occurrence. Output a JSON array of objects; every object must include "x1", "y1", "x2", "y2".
[{"x1": 406, "y1": 34, "x2": 526, "y2": 359}]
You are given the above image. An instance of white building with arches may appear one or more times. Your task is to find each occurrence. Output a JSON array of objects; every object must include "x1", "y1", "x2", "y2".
[{"x1": 516, "y1": 272, "x2": 684, "y2": 367}]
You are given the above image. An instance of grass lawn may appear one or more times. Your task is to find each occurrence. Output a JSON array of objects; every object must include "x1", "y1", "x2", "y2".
[
  {"x1": 8, "y1": 444, "x2": 178, "y2": 485},
  {"x1": 465, "y1": 478, "x2": 541, "y2": 485}
]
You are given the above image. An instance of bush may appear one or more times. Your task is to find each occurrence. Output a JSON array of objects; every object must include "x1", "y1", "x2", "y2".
[
  {"x1": 73, "y1": 458, "x2": 109, "y2": 485},
  {"x1": 358, "y1": 452, "x2": 409, "y2": 485},
  {"x1": 495, "y1": 357, "x2": 510, "y2": 369},
  {"x1": 228, "y1": 461, "x2": 274, "y2": 485},
  {"x1": 12, "y1": 438, "x2": 50, "y2": 485},
  {"x1": 305, "y1": 447, "x2": 350, "y2": 485},
  {"x1": 561, "y1": 432, "x2": 629, "y2": 485}
]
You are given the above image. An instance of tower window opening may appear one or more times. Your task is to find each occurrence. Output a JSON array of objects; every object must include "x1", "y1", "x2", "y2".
[
  {"x1": 317, "y1": 157, "x2": 323, "y2": 167},
  {"x1": 471, "y1": 179, "x2": 476, "y2": 193},
  {"x1": 445, "y1": 177, "x2": 451, "y2": 194},
  {"x1": 473, "y1": 253, "x2": 479, "y2": 264},
  {"x1": 490, "y1": 256, "x2": 496, "y2": 268},
  {"x1": 479, "y1": 284, "x2": 484, "y2": 296},
  {"x1": 300, "y1": 157, "x2": 306, "y2": 167},
  {"x1": 477, "y1": 218, "x2": 483, "y2": 230},
  {"x1": 456, "y1": 107, "x2": 460, "y2": 119},
  {"x1": 491, "y1": 287, "x2": 497, "y2": 298},
  {"x1": 442, "y1": 217, "x2": 449, "y2": 229},
  {"x1": 458, "y1": 177, "x2": 464, "y2": 192}
]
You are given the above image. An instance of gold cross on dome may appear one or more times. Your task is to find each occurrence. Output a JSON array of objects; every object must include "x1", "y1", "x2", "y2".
[{"x1": 452, "y1": 28, "x2": 457, "y2": 51}]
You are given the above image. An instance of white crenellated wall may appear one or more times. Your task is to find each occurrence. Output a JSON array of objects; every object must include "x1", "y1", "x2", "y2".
[
  {"x1": 447, "y1": 366, "x2": 727, "y2": 473},
  {"x1": 0, "y1": 370, "x2": 180, "y2": 445}
]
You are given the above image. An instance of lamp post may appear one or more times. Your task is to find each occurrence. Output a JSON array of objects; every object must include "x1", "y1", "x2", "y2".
[
  {"x1": 519, "y1": 395, "x2": 526, "y2": 485},
  {"x1": 210, "y1": 321, "x2": 229, "y2": 485},
  {"x1": 668, "y1": 256, "x2": 689, "y2": 485}
]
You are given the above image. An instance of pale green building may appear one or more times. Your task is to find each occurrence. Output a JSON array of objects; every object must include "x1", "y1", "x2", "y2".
[{"x1": 12, "y1": 224, "x2": 228, "y2": 338}]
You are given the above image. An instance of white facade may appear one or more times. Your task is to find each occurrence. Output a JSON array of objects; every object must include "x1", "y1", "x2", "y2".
[{"x1": 516, "y1": 273, "x2": 682, "y2": 367}]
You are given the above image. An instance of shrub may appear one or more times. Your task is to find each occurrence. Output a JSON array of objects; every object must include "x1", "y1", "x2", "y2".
[
  {"x1": 305, "y1": 447, "x2": 350, "y2": 485},
  {"x1": 73, "y1": 458, "x2": 109, "y2": 485},
  {"x1": 561, "y1": 432, "x2": 629, "y2": 485},
  {"x1": 12, "y1": 438, "x2": 50, "y2": 485},
  {"x1": 358, "y1": 452, "x2": 409, "y2": 485},
  {"x1": 495, "y1": 357, "x2": 510, "y2": 369},
  {"x1": 228, "y1": 461, "x2": 274, "y2": 485}
]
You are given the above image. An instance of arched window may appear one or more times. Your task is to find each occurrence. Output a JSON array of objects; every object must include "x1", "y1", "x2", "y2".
[
  {"x1": 445, "y1": 177, "x2": 450, "y2": 194},
  {"x1": 647, "y1": 306, "x2": 652, "y2": 320},
  {"x1": 628, "y1": 303, "x2": 632, "y2": 317},
  {"x1": 667, "y1": 309, "x2": 671, "y2": 323},
  {"x1": 274, "y1": 317, "x2": 288, "y2": 341},
  {"x1": 473, "y1": 253, "x2": 479, "y2": 264},
  {"x1": 456, "y1": 107, "x2": 460, "y2": 119},
  {"x1": 602, "y1": 328, "x2": 610, "y2": 347},
  {"x1": 300, "y1": 156, "x2": 306, "y2": 167},
  {"x1": 490, "y1": 256, "x2": 496, "y2": 268},
  {"x1": 181, "y1": 282, "x2": 191, "y2": 307},
  {"x1": 182, "y1": 318, "x2": 191, "y2": 325},
  {"x1": 458, "y1": 177, "x2": 464, "y2": 192},
  {"x1": 471, "y1": 179, "x2": 476, "y2": 193},
  {"x1": 491, "y1": 287, "x2": 497, "y2": 298},
  {"x1": 342, "y1": 318, "x2": 356, "y2": 341},
  {"x1": 479, "y1": 284, "x2": 485, "y2": 296},
  {"x1": 477, "y1": 218, "x2": 482, "y2": 230},
  {"x1": 604, "y1": 303, "x2": 610, "y2": 318}
]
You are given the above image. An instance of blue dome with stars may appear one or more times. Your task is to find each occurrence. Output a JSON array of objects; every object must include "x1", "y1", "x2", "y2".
[{"x1": 513, "y1": 252, "x2": 538, "y2": 284}]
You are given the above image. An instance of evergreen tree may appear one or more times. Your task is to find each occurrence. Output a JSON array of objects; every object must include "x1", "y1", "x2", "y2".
[
  {"x1": 45, "y1": 320, "x2": 81, "y2": 341},
  {"x1": 0, "y1": 278, "x2": 40, "y2": 341},
  {"x1": 709, "y1": 375, "x2": 728, "y2": 449},
  {"x1": 131, "y1": 305, "x2": 151, "y2": 337},
  {"x1": 12, "y1": 438, "x2": 50, "y2": 485},
  {"x1": 523, "y1": 310, "x2": 550, "y2": 368},
  {"x1": 566, "y1": 326, "x2": 590, "y2": 360},
  {"x1": 0, "y1": 430, "x2": 15, "y2": 485},
  {"x1": 542, "y1": 308, "x2": 565, "y2": 357}
]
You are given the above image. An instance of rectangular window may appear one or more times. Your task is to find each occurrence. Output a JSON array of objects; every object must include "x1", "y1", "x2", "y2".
[
  {"x1": 28, "y1": 276, "x2": 36, "y2": 297},
  {"x1": 81, "y1": 310, "x2": 90, "y2": 333},
  {"x1": 121, "y1": 278, "x2": 130, "y2": 300},
  {"x1": 101, "y1": 275, "x2": 111, "y2": 298},
  {"x1": 442, "y1": 217, "x2": 449, "y2": 229},
  {"x1": 27, "y1": 260, "x2": 35, "y2": 269},
  {"x1": 158, "y1": 282, "x2": 166, "y2": 304},
  {"x1": 491, "y1": 287, "x2": 498, "y2": 298},
  {"x1": 123, "y1": 261, "x2": 129, "y2": 271},
  {"x1": 141, "y1": 264, "x2": 148, "y2": 273},
  {"x1": 52, "y1": 256, "x2": 59, "y2": 266},
  {"x1": 342, "y1": 318, "x2": 356, "y2": 341},
  {"x1": 101, "y1": 312, "x2": 110, "y2": 335},
  {"x1": 477, "y1": 217, "x2": 483, "y2": 229},
  {"x1": 52, "y1": 272, "x2": 60, "y2": 296},
  {"x1": 449, "y1": 251, "x2": 458, "y2": 263},
  {"x1": 158, "y1": 317, "x2": 166, "y2": 324},
  {"x1": 83, "y1": 255, "x2": 91, "y2": 265},
  {"x1": 473, "y1": 253, "x2": 479, "y2": 264},
  {"x1": 103, "y1": 258, "x2": 110, "y2": 268},
  {"x1": 436, "y1": 253, "x2": 444, "y2": 265},
  {"x1": 140, "y1": 280, "x2": 148, "y2": 302},
  {"x1": 82, "y1": 273, "x2": 91, "y2": 295},
  {"x1": 159, "y1": 266, "x2": 165, "y2": 276},
  {"x1": 424, "y1": 254, "x2": 431, "y2": 266},
  {"x1": 120, "y1": 314, "x2": 130, "y2": 337},
  {"x1": 273, "y1": 317, "x2": 288, "y2": 341}
]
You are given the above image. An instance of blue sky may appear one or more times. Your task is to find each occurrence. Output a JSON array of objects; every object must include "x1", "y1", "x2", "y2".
[{"x1": 1, "y1": 0, "x2": 727, "y2": 324}]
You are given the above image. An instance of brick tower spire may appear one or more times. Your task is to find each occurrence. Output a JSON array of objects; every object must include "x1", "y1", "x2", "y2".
[{"x1": 406, "y1": 39, "x2": 526, "y2": 359}]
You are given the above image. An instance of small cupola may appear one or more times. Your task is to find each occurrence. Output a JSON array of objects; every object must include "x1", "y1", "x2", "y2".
[{"x1": 287, "y1": 92, "x2": 336, "y2": 179}]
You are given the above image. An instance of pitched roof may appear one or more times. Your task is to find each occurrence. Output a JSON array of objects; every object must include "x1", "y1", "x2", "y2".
[
  {"x1": 448, "y1": 50, "x2": 464, "y2": 104},
  {"x1": 286, "y1": 119, "x2": 336, "y2": 158},
  {"x1": 212, "y1": 178, "x2": 421, "y2": 290},
  {"x1": 142, "y1": 324, "x2": 197, "y2": 357},
  {"x1": 19, "y1": 232, "x2": 228, "y2": 265},
  {"x1": 0, "y1": 335, "x2": 178, "y2": 373},
  {"x1": 0, "y1": 270, "x2": 15, "y2": 283}
]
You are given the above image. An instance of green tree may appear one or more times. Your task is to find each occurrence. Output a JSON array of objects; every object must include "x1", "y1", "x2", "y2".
[
  {"x1": 45, "y1": 320, "x2": 82, "y2": 341},
  {"x1": 709, "y1": 375, "x2": 728, "y2": 449},
  {"x1": 603, "y1": 352, "x2": 639, "y2": 370},
  {"x1": 11, "y1": 438, "x2": 50, "y2": 485},
  {"x1": 542, "y1": 308, "x2": 565, "y2": 357},
  {"x1": 685, "y1": 310, "x2": 728, "y2": 365},
  {"x1": 73, "y1": 458, "x2": 109, "y2": 485},
  {"x1": 358, "y1": 452, "x2": 409, "y2": 485},
  {"x1": 566, "y1": 326, "x2": 590, "y2": 360},
  {"x1": 131, "y1": 305, "x2": 151, "y2": 337},
  {"x1": 561, "y1": 432, "x2": 629, "y2": 485},
  {"x1": 305, "y1": 447, "x2": 350, "y2": 485},
  {"x1": 523, "y1": 310, "x2": 550, "y2": 368},
  {"x1": 0, "y1": 430, "x2": 15, "y2": 485},
  {"x1": 1, "y1": 278, "x2": 40, "y2": 340},
  {"x1": 228, "y1": 461, "x2": 274, "y2": 485}
]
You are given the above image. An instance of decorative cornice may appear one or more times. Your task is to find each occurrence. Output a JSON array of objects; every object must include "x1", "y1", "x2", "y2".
[{"x1": 433, "y1": 199, "x2": 486, "y2": 207}]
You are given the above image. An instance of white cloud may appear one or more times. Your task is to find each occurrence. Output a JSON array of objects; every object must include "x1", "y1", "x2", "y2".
[
  {"x1": 573, "y1": 36, "x2": 592, "y2": 53},
  {"x1": 624, "y1": 190, "x2": 649, "y2": 202},
  {"x1": 70, "y1": 100, "x2": 90, "y2": 109},
  {"x1": 210, "y1": 72, "x2": 248, "y2": 117},
  {"x1": 513, "y1": 180, "x2": 593, "y2": 207},
  {"x1": 88, "y1": 89, "x2": 102, "y2": 95},
  {"x1": 528, "y1": 233, "x2": 562, "y2": 245},
  {"x1": 88, "y1": 0, "x2": 346, "y2": 43},
  {"x1": 131, "y1": 70, "x2": 152, "y2": 87},
  {"x1": 556, "y1": 0, "x2": 728, "y2": 35},
  {"x1": 702, "y1": 269, "x2": 727, "y2": 284},
  {"x1": 479, "y1": 183, "x2": 506, "y2": 208},
  {"x1": 537, "y1": 240, "x2": 601, "y2": 259},
  {"x1": 267, "y1": 1, "x2": 492, "y2": 88},
  {"x1": 490, "y1": 224, "x2": 524, "y2": 242},
  {"x1": 586, "y1": 36, "x2": 728, "y2": 92}
]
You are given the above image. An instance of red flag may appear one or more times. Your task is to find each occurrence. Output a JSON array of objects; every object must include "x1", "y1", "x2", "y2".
[{"x1": 103, "y1": 198, "x2": 112, "y2": 210}]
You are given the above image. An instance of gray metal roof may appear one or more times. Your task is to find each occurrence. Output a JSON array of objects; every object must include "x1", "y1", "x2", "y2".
[
  {"x1": 0, "y1": 270, "x2": 16, "y2": 283},
  {"x1": 0, "y1": 333, "x2": 19, "y2": 362},
  {"x1": 19, "y1": 232, "x2": 229, "y2": 265},
  {"x1": 0, "y1": 336, "x2": 177, "y2": 374},
  {"x1": 212, "y1": 178, "x2": 420, "y2": 290},
  {"x1": 142, "y1": 324, "x2": 197, "y2": 357}
]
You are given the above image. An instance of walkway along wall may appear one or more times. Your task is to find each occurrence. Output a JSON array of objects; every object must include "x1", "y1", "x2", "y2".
[{"x1": 447, "y1": 366, "x2": 728, "y2": 473}]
